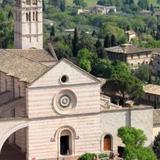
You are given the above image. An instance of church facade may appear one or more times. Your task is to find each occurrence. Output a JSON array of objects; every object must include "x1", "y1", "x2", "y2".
[{"x1": 0, "y1": 0, "x2": 157, "y2": 160}]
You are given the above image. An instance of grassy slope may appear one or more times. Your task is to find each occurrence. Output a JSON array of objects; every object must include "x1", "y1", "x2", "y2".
[
  {"x1": 66, "y1": 0, "x2": 97, "y2": 6},
  {"x1": 66, "y1": 0, "x2": 158, "y2": 6}
]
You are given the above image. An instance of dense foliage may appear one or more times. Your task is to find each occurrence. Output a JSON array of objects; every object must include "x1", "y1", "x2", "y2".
[
  {"x1": 103, "y1": 61, "x2": 144, "y2": 106},
  {"x1": 79, "y1": 153, "x2": 97, "y2": 160},
  {"x1": 118, "y1": 127, "x2": 157, "y2": 160},
  {"x1": 153, "y1": 132, "x2": 160, "y2": 159}
]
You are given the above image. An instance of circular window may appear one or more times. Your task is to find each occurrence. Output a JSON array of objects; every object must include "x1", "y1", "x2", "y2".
[
  {"x1": 60, "y1": 75, "x2": 68, "y2": 83},
  {"x1": 59, "y1": 95, "x2": 71, "y2": 108},
  {"x1": 53, "y1": 90, "x2": 77, "y2": 114}
]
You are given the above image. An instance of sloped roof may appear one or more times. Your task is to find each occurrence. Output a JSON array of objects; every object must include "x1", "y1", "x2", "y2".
[
  {"x1": 105, "y1": 44, "x2": 151, "y2": 54},
  {"x1": 0, "y1": 50, "x2": 51, "y2": 83},
  {"x1": 144, "y1": 84, "x2": 160, "y2": 96},
  {"x1": 0, "y1": 49, "x2": 99, "y2": 85},
  {"x1": 5, "y1": 49, "x2": 56, "y2": 63},
  {"x1": 29, "y1": 58, "x2": 100, "y2": 86}
]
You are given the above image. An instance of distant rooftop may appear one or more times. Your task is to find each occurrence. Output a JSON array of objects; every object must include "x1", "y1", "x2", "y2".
[
  {"x1": 105, "y1": 44, "x2": 151, "y2": 54},
  {"x1": 144, "y1": 84, "x2": 160, "y2": 96}
]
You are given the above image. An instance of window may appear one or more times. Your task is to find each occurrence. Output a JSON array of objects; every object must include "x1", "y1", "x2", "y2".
[
  {"x1": 29, "y1": 12, "x2": 31, "y2": 21},
  {"x1": 32, "y1": 0, "x2": 37, "y2": 5},
  {"x1": 104, "y1": 135, "x2": 112, "y2": 151},
  {"x1": 33, "y1": 12, "x2": 35, "y2": 21},
  {"x1": 26, "y1": 13, "x2": 29, "y2": 21},
  {"x1": 36, "y1": 11, "x2": 38, "y2": 21},
  {"x1": 26, "y1": 0, "x2": 31, "y2": 5},
  {"x1": 60, "y1": 130, "x2": 72, "y2": 155},
  {"x1": 60, "y1": 75, "x2": 69, "y2": 83}
]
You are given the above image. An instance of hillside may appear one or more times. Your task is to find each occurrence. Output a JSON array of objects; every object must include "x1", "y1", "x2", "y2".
[
  {"x1": 66, "y1": 0, "x2": 159, "y2": 6},
  {"x1": 66, "y1": 0, "x2": 97, "y2": 6}
]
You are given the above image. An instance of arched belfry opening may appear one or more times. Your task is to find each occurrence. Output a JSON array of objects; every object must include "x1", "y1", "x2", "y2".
[
  {"x1": 60, "y1": 129, "x2": 72, "y2": 155},
  {"x1": 0, "y1": 127, "x2": 27, "y2": 160},
  {"x1": 104, "y1": 134, "x2": 112, "y2": 151}
]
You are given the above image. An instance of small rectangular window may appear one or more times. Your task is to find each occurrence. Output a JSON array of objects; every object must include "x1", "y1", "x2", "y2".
[{"x1": 32, "y1": 0, "x2": 37, "y2": 5}]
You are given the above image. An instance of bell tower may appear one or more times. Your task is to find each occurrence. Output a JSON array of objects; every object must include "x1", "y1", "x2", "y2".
[{"x1": 14, "y1": 0, "x2": 43, "y2": 49}]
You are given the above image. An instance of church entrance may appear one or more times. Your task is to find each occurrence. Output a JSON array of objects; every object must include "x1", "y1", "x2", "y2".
[
  {"x1": 60, "y1": 135, "x2": 69, "y2": 155},
  {"x1": 60, "y1": 129, "x2": 72, "y2": 155},
  {"x1": 104, "y1": 135, "x2": 112, "y2": 151}
]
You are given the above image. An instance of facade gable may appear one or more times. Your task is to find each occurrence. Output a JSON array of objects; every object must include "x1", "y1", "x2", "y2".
[{"x1": 29, "y1": 59, "x2": 100, "y2": 88}]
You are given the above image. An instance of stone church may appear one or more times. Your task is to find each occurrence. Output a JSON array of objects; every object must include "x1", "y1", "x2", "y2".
[{"x1": 0, "y1": 0, "x2": 157, "y2": 159}]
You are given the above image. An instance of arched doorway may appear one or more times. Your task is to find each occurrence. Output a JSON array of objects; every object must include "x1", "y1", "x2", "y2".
[
  {"x1": 104, "y1": 134, "x2": 112, "y2": 151},
  {"x1": 60, "y1": 129, "x2": 72, "y2": 155},
  {"x1": 0, "y1": 127, "x2": 27, "y2": 160}
]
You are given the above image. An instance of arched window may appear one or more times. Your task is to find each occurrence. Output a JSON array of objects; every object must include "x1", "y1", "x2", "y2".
[
  {"x1": 29, "y1": 12, "x2": 31, "y2": 21},
  {"x1": 26, "y1": 0, "x2": 31, "y2": 5},
  {"x1": 26, "y1": 13, "x2": 29, "y2": 21},
  {"x1": 32, "y1": 0, "x2": 37, "y2": 5},
  {"x1": 33, "y1": 12, "x2": 35, "y2": 21},
  {"x1": 36, "y1": 11, "x2": 38, "y2": 21},
  {"x1": 104, "y1": 134, "x2": 112, "y2": 151},
  {"x1": 60, "y1": 129, "x2": 72, "y2": 155}
]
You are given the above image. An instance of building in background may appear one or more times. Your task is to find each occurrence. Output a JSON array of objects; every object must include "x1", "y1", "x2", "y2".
[
  {"x1": 0, "y1": 1, "x2": 158, "y2": 160},
  {"x1": 105, "y1": 44, "x2": 152, "y2": 69},
  {"x1": 91, "y1": 5, "x2": 116, "y2": 15}
]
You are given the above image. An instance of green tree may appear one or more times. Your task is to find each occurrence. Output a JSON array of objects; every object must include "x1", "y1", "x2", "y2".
[
  {"x1": 79, "y1": 153, "x2": 97, "y2": 160},
  {"x1": 91, "y1": 58, "x2": 112, "y2": 78},
  {"x1": 124, "y1": 146, "x2": 157, "y2": 160},
  {"x1": 55, "y1": 41, "x2": 72, "y2": 59},
  {"x1": 134, "y1": 64, "x2": 151, "y2": 83},
  {"x1": 111, "y1": 34, "x2": 117, "y2": 46},
  {"x1": 60, "y1": 0, "x2": 66, "y2": 12},
  {"x1": 138, "y1": 0, "x2": 148, "y2": 9},
  {"x1": 118, "y1": 127, "x2": 157, "y2": 160},
  {"x1": 72, "y1": 27, "x2": 79, "y2": 56},
  {"x1": 73, "y1": 0, "x2": 86, "y2": 7},
  {"x1": 50, "y1": 25, "x2": 55, "y2": 38},
  {"x1": 118, "y1": 127, "x2": 147, "y2": 147},
  {"x1": 104, "y1": 61, "x2": 143, "y2": 106},
  {"x1": 153, "y1": 132, "x2": 160, "y2": 159},
  {"x1": 77, "y1": 48, "x2": 92, "y2": 72},
  {"x1": 104, "y1": 34, "x2": 111, "y2": 48}
]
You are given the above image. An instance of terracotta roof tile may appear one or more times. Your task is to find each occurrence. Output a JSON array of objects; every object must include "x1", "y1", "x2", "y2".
[
  {"x1": 0, "y1": 49, "x2": 55, "y2": 83},
  {"x1": 105, "y1": 44, "x2": 151, "y2": 54},
  {"x1": 5, "y1": 49, "x2": 56, "y2": 63},
  {"x1": 144, "y1": 84, "x2": 160, "y2": 96}
]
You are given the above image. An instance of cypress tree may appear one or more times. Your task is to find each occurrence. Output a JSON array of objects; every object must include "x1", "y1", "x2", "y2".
[
  {"x1": 50, "y1": 25, "x2": 55, "y2": 37},
  {"x1": 72, "y1": 27, "x2": 79, "y2": 56},
  {"x1": 95, "y1": 39, "x2": 102, "y2": 49},
  {"x1": 111, "y1": 34, "x2": 117, "y2": 46},
  {"x1": 60, "y1": 0, "x2": 66, "y2": 12},
  {"x1": 104, "y1": 34, "x2": 111, "y2": 48}
]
